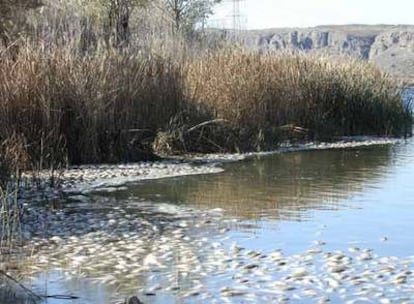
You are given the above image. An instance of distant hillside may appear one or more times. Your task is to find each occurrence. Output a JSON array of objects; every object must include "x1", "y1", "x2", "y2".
[{"x1": 213, "y1": 25, "x2": 414, "y2": 83}]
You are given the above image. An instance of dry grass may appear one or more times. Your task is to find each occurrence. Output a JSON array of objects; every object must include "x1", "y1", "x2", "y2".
[
  {"x1": 0, "y1": 46, "x2": 183, "y2": 165},
  {"x1": 0, "y1": 45, "x2": 411, "y2": 165},
  {"x1": 181, "y1": 49, "x2": 411, "y2": 153},
  {"x1": 1, "y1": 1, "x2": 410, "y2": 164}
]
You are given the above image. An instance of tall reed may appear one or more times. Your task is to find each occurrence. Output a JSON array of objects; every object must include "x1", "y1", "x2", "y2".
[
  {"x1": 1, "y1": 45, "x2": 411, "y2": 162},
  {"x1": 181, "y1": 49, "x2": 411, "y2": 152},
  {"x1": 0, "y1": 184, "x2": 22, "y2": 251},
  {"x1": 0, "y1": 46, "x2": 183, "y2": 165}
]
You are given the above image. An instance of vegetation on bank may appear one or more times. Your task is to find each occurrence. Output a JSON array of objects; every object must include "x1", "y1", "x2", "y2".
[
  {"x1": 0, "y1": 0, "x2": 412, "y2": 178},
  {"x1": 0, "y1": 47, "x2": 411, "y2": 168},
  {"x1": 176, "y1": 50, "x2": 412, "y2": 153}
]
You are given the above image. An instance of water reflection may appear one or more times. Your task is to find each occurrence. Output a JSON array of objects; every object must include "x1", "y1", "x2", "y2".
[
  {"x1": 109, "y1": 145, "x2": 394, "y2": 220},
  {"x1": 23, "y1": 139, "x2": 414, "y2": 304}
]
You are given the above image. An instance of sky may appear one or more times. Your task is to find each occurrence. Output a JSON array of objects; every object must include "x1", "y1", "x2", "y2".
[{"x1": 210, "y1": 0, "x2": 414, "y2": 29}]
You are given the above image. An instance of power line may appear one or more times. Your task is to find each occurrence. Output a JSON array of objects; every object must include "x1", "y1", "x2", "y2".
[
  {"x1": 209, "y1": 0, "x2": 246, "y2": 32},
  {"x1": 231, "y1": 0, "x2": 244, "y2": 33}
]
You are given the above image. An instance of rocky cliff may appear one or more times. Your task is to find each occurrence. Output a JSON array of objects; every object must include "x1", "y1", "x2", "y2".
[{"x1": 234, "y1": 25, "x2": 414, "y2": 82}]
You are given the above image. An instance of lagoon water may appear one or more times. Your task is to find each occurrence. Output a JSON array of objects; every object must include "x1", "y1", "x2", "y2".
[{"x1": 26, "y1": 137, "x2": 414, "y2": 304}]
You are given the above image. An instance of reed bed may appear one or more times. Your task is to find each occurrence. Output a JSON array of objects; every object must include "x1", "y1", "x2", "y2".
[
  {"x1": 179, "y1": 50, "x2": 412, "y2": 153},
  {"x1": 0, "y1": 46, "x2": 183, "y2": 165},
  {"x1": 0, "y1": 0, "x2": 411, "y2": 166},
  {"x1": 0, "y1": 46, "x2": 412, "y2": 162},
  {"x1": 1, "y1": 45, "x2": 412, "y2": 165}
]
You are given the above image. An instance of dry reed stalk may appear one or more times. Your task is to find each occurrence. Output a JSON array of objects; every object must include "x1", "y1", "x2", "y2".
[
  {"x1": 183, "y1": 49, "x2": 411, "y2": 152},
  {"x1": 0, "y1": 45, "x2": 183, "y2": 164}
]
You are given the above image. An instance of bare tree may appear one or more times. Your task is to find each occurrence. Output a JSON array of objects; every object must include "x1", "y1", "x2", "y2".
[{"x1": 163, "y1": 0, "x2": 221, "y2": 36}]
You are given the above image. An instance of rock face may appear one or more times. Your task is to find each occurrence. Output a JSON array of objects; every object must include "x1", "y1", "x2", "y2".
[
  {"x1": 253, "y1": 29, "x2": 376, "y2": 59},
  {"x1": 234, "y1": 25, "x2": 414, "y2": 81}
]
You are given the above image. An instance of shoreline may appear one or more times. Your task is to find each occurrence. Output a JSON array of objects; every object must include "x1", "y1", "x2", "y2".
[{"x1": 19, "y1": 136, "x2": 403, "y2": 203}]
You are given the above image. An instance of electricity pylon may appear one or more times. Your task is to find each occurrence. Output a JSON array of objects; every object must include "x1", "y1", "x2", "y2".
[{"x1": 228, "y1": 0, "x2": 246, "y2": 41}]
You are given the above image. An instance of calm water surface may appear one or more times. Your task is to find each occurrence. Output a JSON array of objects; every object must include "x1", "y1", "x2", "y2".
[
  {"x1": 118, "y1": 139, "x2": 414, "y2": 257},
  {"x1": 30, "y1": 138, "x2": 414, "y2": 303}
]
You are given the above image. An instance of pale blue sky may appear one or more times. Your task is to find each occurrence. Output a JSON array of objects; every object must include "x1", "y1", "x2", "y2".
[{"x1": 211, "y1": 0, "x2": 414, "y2": 29}]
